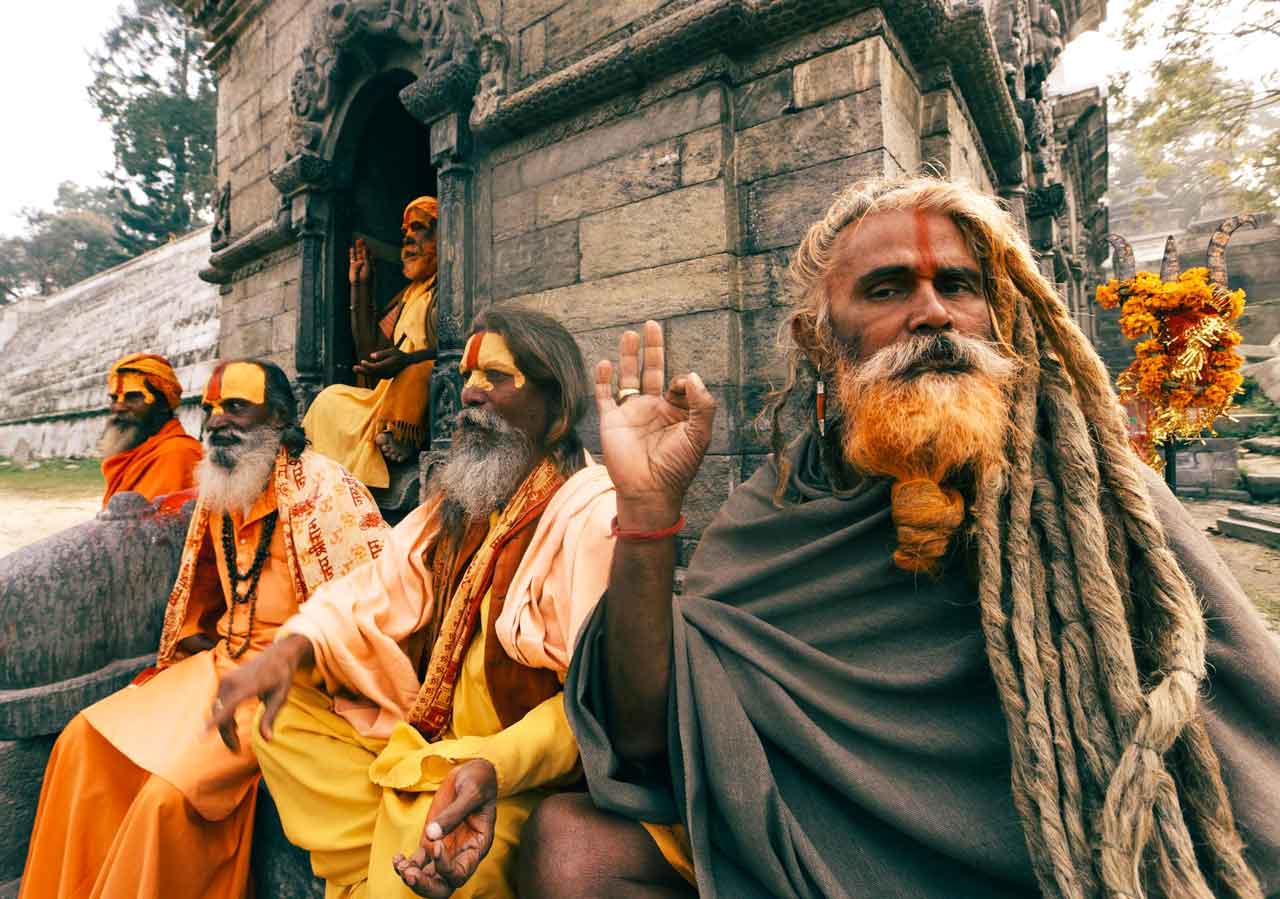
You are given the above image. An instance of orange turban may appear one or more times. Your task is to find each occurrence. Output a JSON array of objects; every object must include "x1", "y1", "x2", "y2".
[
  {"x1": 402, "y1": 196, "x2": 439, "y2": 226},
  {"x1": 108, "y1": 353, "x2": 183, "y2": 410}
]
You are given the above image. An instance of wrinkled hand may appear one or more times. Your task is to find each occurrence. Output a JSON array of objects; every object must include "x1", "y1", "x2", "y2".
[
  {"x1": 596, "y1": 320, "x2": 716, "y2": 526},
  {"x1": 353, "y1": 346, "x2": 411, "y2": 380},
  {"x1": 207, "y1": 634, "x2": 310, "y2": 752},
  {"x1": 349, "y1": 238, "x2": 371, "y2": 287},
  {"x1": 393, "y1": 759, "x2": 498, "y2": 897}
]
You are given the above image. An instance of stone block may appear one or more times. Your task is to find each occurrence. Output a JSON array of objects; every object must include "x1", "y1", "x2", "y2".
[
  {"x1": 492, "y1": 221, "x2": 580, "y2": 300},
  {"x1": 506, "y1": 254, "x2": 735, "y2": 332},
  {"x1": 1172, "y1": 438, "x2": 1239, "y2": 490},
  {"x1": 272, "y1": 308, "x2": 299, "y2": 355},
  {"x1": 0, "y1": 655, "x2": 152, "y2": 741},
  {"x1": 664, "y1": 309, "x2": 740, "y2": 386},
  {"x1": 536, "y1": 140, "x2": 681, "y2": 228},
  {"x1": 743, "y1": 303, "x2": 793, "y2": 386},
  {"x1": 233, "y1": 178, "x2": 279, "y2": 234},
  {"x1": 544, "y1": 0, "x2": 668, "y2": 64},
  {"x1": 0, "y1": 735, "x2": 55, "y2": 883},
  {"x1": 493, "y1": 190, "x2": 539, "y2": 243},
  {"x1": 580, "y1": 182, "x2": 727, "y2": 281},
  {"x1": 743, "y1": 151, "x2": 889, "y2": 252},
  {"x1": 0, "y1": 502, "x2": 190, "y2": 690},
  {"x1": 920, "y1": 89, "x2": 992, "y2": 191},
  {"x1": 237, "y1": 285, "x2": 288, "y2": 326},
  {"x1": 735, "y1": 92, "x2": 882, "y2": 186},
  {"x1": 520, "y1": 20, "x2": 547, "y2": 77},
  {"x1": 251, "y1": 785, "x2": 326, "y2": 899},
  {"x1": 733, "y1": 70, "x2": 794, "y2": 131},
  {"x1": 1214, "y1": 412, "x2": 1276, "y2": 436},
  {"x1": 494, "y1": 84, "x2": 723, "y2": 197},
  {"x1": 734, "y1": 248, "x2": 793, "y2": 310},
  {"x1": 682, "y1": 454, "x2": 739, "y2": 532},
  {"x1": 504, "y1": 0, "x2": 570, "y2": 30},
  {"x1": 680, "y1": 127, "x2": 723, "y2": 186},
  {"x1": 223, "y1": 318, "x2": 275, "y2": 359}
]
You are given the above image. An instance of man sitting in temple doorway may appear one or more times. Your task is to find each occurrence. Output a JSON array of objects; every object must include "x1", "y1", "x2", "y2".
[
  {"x1": 99, "y1": 352, "x2": 203, "y2": 508},
  {"x1": 304, "y1": 195, "x2": 440, "y2": 489},
  {"x1": 20, "y1": 359, "x2": 390, "y2": 899},
  {"x1": 518, "y1": 176, "x2": 1280, "y2": 899},
  {"x1": 210, "y1": 309, "x2": 618, "y2": 899}
]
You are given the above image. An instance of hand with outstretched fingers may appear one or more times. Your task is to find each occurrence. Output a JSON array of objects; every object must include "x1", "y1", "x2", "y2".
[
  {"x1": 349, "y1": 238, "x2": 371, "y2": 287},
  {"x1": 207, "y1": 634, "x2": 311, "y2": 752},
  {"x1": 392, "y1": 759, "x2": 499, "y2": 897},
  {"x1": 353, "y1": 346, "x2": 412, "y2": 380},
  {"x1": 596, "y1": 320, "x2": 716, "y2": 528}
]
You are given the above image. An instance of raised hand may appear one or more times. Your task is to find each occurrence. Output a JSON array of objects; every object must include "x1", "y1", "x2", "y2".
[
  {"x1": 349, "y1": 238, "x2": 371, "y2": 287},
  {"x1": 392, "y1": 759, "x2": 499, "y2": 897},
  {"x1": 207, "y1": 634, "x2": 312, "y2": 752},
  {"x1": 595, "y1": 320, "x2": 716, "y2": 527}
]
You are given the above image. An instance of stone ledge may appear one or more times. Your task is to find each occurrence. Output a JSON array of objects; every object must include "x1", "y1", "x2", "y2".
[{"x1": 0, "y1": 656, "x2": 154, "y2": 741}]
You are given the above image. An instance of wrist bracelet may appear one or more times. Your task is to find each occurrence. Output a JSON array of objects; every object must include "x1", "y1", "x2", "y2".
[{"x1": 610, "y1": 515, "x2": 686, "y2": 542}]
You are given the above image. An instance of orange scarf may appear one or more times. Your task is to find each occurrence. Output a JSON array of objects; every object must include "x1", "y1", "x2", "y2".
[
  {"x1": 406, "y1": 458, "x2": 564, "y2": 737},
  {"x1": 101, "y1": 418, "x2": 202, "y2": 507}
]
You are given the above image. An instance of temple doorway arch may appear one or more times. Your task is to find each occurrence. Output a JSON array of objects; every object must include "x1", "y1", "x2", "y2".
[{"x1": 327, "y1": 69, "x2": 437, "y2": 387}]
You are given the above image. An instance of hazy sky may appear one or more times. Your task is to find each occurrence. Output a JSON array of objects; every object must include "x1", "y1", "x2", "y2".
[{"x1": 0, "y1": 0, "x2": 1268, "y2": 237}]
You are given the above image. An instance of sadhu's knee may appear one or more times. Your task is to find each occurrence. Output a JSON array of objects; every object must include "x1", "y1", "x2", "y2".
[{"x1": 518, "y1": 792, "x2": 607, "y2": 898}]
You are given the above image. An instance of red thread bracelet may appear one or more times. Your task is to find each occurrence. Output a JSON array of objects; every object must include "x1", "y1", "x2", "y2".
[{"x1": 610, "y1": 515, "x2": 686, "y2": 542}]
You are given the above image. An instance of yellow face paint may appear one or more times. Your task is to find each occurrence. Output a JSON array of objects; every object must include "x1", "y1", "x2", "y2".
[
  {"x1": 460, "y1": 331, "x2": 526, "y2": 392},
  {"x1": 109, "y1": 371, "x2": 156, "y2": 405},
  {"x1": 202, "y1": 362, "x2": 267, "y2": 416}
]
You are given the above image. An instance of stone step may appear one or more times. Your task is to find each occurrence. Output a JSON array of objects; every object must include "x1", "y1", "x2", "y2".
[
  {"x1": 1228, "y1": 505, "x2": 1280, "y2": 528},
  {"x1": 1216, "y1": 516, "x2": 1280, "y2": 549},
  {"x1": 1242, "y1": 435, "x2": 1280, "y2": 456}
]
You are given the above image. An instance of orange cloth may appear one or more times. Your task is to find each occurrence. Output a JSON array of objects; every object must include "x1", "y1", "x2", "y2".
[
  {"x1": 642, "y1": 822, "x2": 697, "y2": 887},
  {"x1": 100, "y1": 417, "x2": 202, "y2": 508},
  {"x1": 21, "y1": 451, "x2": 391, "y2": 899},
  {"x1": 21, "y1": 484, "x2": 296, "y2": 899},
  {"x1": 278, "y1": 461, "x2": 617, "y2": 740},
  {"x1": 109, "y1": 353, "x2": 183, "y2": 410}
]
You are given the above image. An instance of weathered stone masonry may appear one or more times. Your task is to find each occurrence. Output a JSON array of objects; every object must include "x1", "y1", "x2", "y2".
[{"x1": 180, "y1": 0, "x2": 1108, "y2": 561}]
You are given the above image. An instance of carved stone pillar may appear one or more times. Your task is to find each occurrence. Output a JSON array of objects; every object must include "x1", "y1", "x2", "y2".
[
  {"x1": 426, "y1": 112, "x2": 475, "y2": 450},
  {"x1": 270, "y1": 153, "x2": 335, "y2": 409}
]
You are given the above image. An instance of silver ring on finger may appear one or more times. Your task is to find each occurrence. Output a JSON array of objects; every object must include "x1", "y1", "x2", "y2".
[{"x1": 617, "y1": 388, "x2": 640, "y2": 402}]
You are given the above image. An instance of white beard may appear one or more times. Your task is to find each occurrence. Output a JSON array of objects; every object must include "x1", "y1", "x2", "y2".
[
  {"x1": 196, "y1": 424, "x2": 284, "y2": 517},
  {"x1": 430, "y1": 408, "x2": 534, "y2": 527},
  {"x1": 99, "y1": 418, "x2": 146, "y2": 458}
]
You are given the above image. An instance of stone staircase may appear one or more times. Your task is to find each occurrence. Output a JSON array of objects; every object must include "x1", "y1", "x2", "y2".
[{"x1": 1217, "y1": 505, "x2": 1280, "y2": 549}]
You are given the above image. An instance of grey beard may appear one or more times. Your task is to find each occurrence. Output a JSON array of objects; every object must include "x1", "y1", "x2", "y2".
[
  {"x1": 98, "y1": 418, "x2": 146, "y2": 458},
  {"x1": 430, "y1": 408, "x2": 534, "y2": 538},
  {"x1": 196, "y1": 424, "x2": 284, "y2": 517},
  {"x1": 848, "y1": 331, "x2": 1017, "y2": 385}
]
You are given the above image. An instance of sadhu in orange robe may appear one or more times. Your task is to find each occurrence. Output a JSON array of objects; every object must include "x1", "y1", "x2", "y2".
[
  {"x1": 20, "y1": 449, "x2": 390, "y2": 899},
  {"x1": 100, "y1": 417, "x2": 202, "y2": 507}
]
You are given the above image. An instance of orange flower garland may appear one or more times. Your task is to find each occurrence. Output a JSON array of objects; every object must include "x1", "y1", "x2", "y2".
[{"x1": 1095, "y1": 266, "x2": 1246, "y2": 468}]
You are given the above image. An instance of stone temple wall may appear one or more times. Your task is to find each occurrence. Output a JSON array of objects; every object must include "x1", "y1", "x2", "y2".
[
  {"x1": 182, "y1": 0, "x2": 1106, "y2": 555},
  {"x1": 0, "y1": 227, "x2": 220, "y2": 459}
]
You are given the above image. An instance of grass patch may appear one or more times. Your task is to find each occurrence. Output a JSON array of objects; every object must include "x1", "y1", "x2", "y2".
[{"x1": 0, "y1": 457, "x2": 104, "y2": 500}]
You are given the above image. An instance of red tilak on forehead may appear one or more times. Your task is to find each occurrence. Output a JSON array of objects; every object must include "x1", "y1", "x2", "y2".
[
  {"x1": 205, "y1": 364, "x2": 225, "y2": 401},
  {"x1": 462, "y1": 331, "x2": 486, "y2": 370},
  {"x1": 914, "y1": 208, "x2": 938, "y2": 279}
]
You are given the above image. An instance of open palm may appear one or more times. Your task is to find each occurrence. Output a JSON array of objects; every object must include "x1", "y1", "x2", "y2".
[
  {"x1": 595, "y1": 321, "x2": 716, "y2": 521},
  {"x1": 393, "y1": 759, "x2": 498, "y2": 897}
]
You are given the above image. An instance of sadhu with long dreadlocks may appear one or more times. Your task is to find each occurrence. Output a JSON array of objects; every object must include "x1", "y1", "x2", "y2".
[{"x1": 516, "y1": 176, "x2": 1280, "y2": 899}]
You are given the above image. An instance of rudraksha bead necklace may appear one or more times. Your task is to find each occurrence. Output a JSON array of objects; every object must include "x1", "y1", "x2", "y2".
[{"x1": 220, "y1": 509, "x2": 279, "y2": 659}]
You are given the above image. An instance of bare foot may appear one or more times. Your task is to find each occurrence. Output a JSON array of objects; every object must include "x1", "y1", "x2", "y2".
[{"x1": 375, "y1": 429, "x2": 416, "y2": 464}]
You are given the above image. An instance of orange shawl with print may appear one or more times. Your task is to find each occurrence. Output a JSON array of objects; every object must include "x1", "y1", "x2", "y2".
[
  {"x1": 101, "y1": 418, "x2": 202, "y2": 507},
  {"x1": 155, "y1": 448, "x2": 390, "y2": 666}
]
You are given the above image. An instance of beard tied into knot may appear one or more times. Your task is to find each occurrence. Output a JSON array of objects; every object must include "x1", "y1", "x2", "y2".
[{"x1": 836, "y1": 332, "x2": 1016, "y2": 573}]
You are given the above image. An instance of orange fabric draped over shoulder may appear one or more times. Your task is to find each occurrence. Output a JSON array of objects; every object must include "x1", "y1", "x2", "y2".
[{"x1": 100, "y1": 418, "x2": 202, "y2": 508}]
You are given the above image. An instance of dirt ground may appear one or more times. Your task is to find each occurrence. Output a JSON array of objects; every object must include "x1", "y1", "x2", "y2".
[{"x1": 0, "y1": 461, "x2": 1277, "y2": 630}]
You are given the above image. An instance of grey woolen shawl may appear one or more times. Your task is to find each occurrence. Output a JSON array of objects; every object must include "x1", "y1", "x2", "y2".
[{"x1": 565, "y1": 433, "x2": 1280, "y2": 898}]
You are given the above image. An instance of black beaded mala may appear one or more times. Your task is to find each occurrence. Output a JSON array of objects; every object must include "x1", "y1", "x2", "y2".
[{"x1": 221, "y1": 510, "x2": 279, "y2": 659}]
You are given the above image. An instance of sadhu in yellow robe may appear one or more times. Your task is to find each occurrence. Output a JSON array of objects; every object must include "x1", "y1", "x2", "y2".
[
  {"x1": 20, "y1": 449, "x2": 390, "y2": 899},
  {"x1": 303, "y1": 275, "x2": 437, "y2": 489},
  {"x1": 254, "y1": 458, "x2": 617, "y2": 898}
]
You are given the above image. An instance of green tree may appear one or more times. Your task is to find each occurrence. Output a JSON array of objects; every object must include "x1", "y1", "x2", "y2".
[
  {"x1": 89, "y1": 0, "x2": 215, "y2": 254},
  {"x1": 0, "y1": 182, "x2": 129, "y2": 302},
  {"x1": 1111, "y1": 0, "x2": 1279, "y2": 223}
]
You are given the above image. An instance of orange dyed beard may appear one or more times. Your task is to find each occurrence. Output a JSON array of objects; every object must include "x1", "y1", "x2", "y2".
[{"x1": 835, "y1": 350, "x2": 1011, "y2": 573}]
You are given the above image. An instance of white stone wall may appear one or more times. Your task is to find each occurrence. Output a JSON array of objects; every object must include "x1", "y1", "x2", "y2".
[{"x1": 0, "y1": 228, "x2": 221, "y2": 459}]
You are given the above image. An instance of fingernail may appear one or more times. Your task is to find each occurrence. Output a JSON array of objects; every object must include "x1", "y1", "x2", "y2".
[{"x1": 426, "y1": 822, "x2": 443, "y2": 840}]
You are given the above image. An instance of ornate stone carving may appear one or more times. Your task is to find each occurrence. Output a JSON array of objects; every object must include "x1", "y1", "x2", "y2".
[
  {"x1": 398, "y1": 0, "x2": 486, "y2": 123},
  {"x1": 1026, "y1": 182, "x2": 1067, "y2": 219},
  {"x1": 1024, "y1": 0, "x2": 1064, "y2": 97},
  {"x1": 1019, "y1": 94, "x2": 1060, "y2": 179},
  {"x1": 469, "y1": 28, "x2": 510, "y2": 128},
  {"x1": 269, "y1": 152, "x2": 335, "y2": 197},
  {"x1": 210, "y1": 181, "x2": 232, "y2": 250},
  {"x1": 428, "y1": 356, "x2": 463, "y2": 447}
]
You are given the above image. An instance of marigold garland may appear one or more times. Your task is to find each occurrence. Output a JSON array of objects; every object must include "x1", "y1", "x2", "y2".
[{"x1": 1095, "y1": 266, "x2": 1246, "y2": 469}]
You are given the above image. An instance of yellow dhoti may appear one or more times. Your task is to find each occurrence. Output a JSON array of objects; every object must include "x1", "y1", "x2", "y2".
[
  {"x1": 254, "y1": 681, "x2": 546, "y2": 899},
  {"x1": 304, "y1": 279, "x2": 437, "y2": 488}
]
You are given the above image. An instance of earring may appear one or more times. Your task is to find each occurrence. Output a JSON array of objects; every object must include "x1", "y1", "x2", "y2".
[{"x1": 816, "y1": 375, "x2": 827, "y2": 437}]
